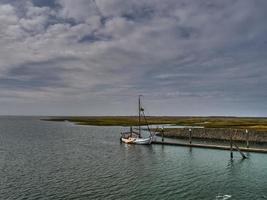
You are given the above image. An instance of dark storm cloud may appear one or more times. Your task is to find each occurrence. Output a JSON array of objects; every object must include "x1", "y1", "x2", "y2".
[
  {"x1": 32, "y1": 0, "x2": 59, "y2": 8},
  {"x1": 0, "y1": 0, "x2": 267, "y2": 116},
  {"x1": 0, "y1": 57, "x2": 80, "y2": 90},
  {"x1": 78, "y1": 33, "x2": 112, "y2": 43}
]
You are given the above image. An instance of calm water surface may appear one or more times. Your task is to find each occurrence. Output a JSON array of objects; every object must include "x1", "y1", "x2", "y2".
[{"x1": 0, "y1": 117, "x2": 267, "y2": 200}]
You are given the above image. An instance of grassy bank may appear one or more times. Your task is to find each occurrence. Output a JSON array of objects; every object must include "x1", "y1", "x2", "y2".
[
  {"x1": 43, "y1": 116, "x2": 267, "y2": 130},
  {"x1": 161, "y1": 128, "x2": 267, "y2": 143},
  {"x1": 43, "y1": 116, "x2": 177, "y2": 126}
]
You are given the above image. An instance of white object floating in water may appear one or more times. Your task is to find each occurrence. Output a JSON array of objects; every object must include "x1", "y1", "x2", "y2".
[{"x1": 216, "y1": 194, "x2": 232, "y2": 200}]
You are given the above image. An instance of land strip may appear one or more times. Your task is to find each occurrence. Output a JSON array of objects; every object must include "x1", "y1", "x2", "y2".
[
  {"x1": 43, "y1": 116, "x2": 267, "y2": 142},
  {"x1": 44, "y1": 116, "x2": 267, "y2": 129}
]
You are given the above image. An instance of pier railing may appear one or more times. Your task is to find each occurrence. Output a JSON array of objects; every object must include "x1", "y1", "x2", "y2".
[{"x1": 152, "y1": 128, "x2": 267, "y2": 158}]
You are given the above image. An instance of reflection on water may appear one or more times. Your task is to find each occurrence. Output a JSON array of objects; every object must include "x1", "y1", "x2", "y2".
[{"x1": 0, "y1": 117, "x2": 266, "y2": 200}]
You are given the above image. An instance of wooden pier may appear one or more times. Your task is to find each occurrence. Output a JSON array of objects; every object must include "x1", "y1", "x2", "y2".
[{"x1": 152, "y1": 141, "x2": 267, "y2": 154}]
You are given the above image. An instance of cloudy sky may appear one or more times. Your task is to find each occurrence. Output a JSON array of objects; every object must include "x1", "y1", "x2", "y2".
[{"x1": 0, "y1": 0, "x2": 267, "y2": 116}]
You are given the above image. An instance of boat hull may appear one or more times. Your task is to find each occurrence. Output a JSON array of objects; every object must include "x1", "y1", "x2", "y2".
[
  {"x1": 134, "y1": 137, "x2": 152, "y2": 144},
  {"x1": 121, "y1": 137, "x2": 136, "y2": 144},
  {"x1": 121, "y1": 137, "x2": 152, "y2": 145}
]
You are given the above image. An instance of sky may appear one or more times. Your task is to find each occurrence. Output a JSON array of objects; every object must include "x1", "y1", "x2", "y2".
[{"x1": 0, "y1": 0, "x2": 267, "y2": 116}]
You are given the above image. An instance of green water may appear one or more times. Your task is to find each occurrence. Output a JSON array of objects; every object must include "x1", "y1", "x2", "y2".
[{"x1": 0, "y1": 117, "x2": 266, "y2": 199}]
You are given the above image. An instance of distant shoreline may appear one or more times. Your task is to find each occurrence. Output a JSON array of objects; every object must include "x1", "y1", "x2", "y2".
[
  {"x1": 42, "y1": 116, "x2": 267, "y2": 143},
  {"x1": 43, "y1": 116, "x2": 267, "y2": 129}
]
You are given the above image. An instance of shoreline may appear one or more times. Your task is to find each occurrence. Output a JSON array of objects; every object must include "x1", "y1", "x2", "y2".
[
  {"x1": 43, "y1": 116, "x2": 267, "y2": 143},
  {"x1": 42, "y1": 116, "x2": 267, "y2": 128},
  {"x1": 156, "y1": 128, "x2": 267, "y2": 143}
]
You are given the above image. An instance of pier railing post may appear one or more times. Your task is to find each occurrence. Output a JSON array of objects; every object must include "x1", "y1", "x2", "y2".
[
  {"x1": 246, "y1": 129, "x2": 249, "y2": 148},
  {"x1": 189, "y1": 128, "x2": 192, "y2": 144},
  {"x1": 230, "y1": 129, "x2": 233, "y2": 159},
  {"x1": 161, "y1": 127, "x2": 164, "y2": 142}
]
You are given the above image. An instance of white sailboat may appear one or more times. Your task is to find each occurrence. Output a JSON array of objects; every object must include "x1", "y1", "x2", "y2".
[{"x1": 120, "y1": 95, "x2": 153, "y2": 145}]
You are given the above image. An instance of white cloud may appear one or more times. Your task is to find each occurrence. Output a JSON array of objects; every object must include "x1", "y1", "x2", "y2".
[{"x1": 56, "y1": 0, "x2": 99, "y2": 22}]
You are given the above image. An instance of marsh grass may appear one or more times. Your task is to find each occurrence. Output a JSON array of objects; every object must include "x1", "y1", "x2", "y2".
[{"x1": 44, "y1": 116, "x2": 267, "y2": 130}]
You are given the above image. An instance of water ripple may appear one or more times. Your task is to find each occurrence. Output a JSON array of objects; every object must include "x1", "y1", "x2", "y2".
[{"x1": 0, "y1": 118, "x2": 267, "y2": 199}]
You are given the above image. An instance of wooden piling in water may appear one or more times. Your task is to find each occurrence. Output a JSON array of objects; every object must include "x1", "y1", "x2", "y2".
[
  {"x1": 233, "y1": 143, "x2": 247, "y2": 159},
  {"x1": 161, "y1": 128, "x2": 164, "y2": 142},
  {"x1": 189, "y1": 128, "x2": 192, "y2": 144},
  {"x1": 246, "y1": 129, "x2": 249, "y2": 148},
  {"x1": 230, "y1": 130, "x2": 233, "y2": 159}
]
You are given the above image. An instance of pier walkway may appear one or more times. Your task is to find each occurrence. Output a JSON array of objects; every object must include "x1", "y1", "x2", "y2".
[{"x1": 152, "y1": 141, "x2": 267, "y2": 154}]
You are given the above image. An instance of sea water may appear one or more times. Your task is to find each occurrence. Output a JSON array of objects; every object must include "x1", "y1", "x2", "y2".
[{"x1": 0, "y1": 117, "x2": 266, "y2": 199}]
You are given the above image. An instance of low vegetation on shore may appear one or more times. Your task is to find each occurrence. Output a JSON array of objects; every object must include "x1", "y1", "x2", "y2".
[
  {"x1": 161, "y1": 128, "x2": 267, "y2": 143},
  {"x1": 44, "y1": 116, "x2": 267, "y2": 130},
  {"x1": 43, "y1": 116, "x2": 267, "y2": 143}
]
